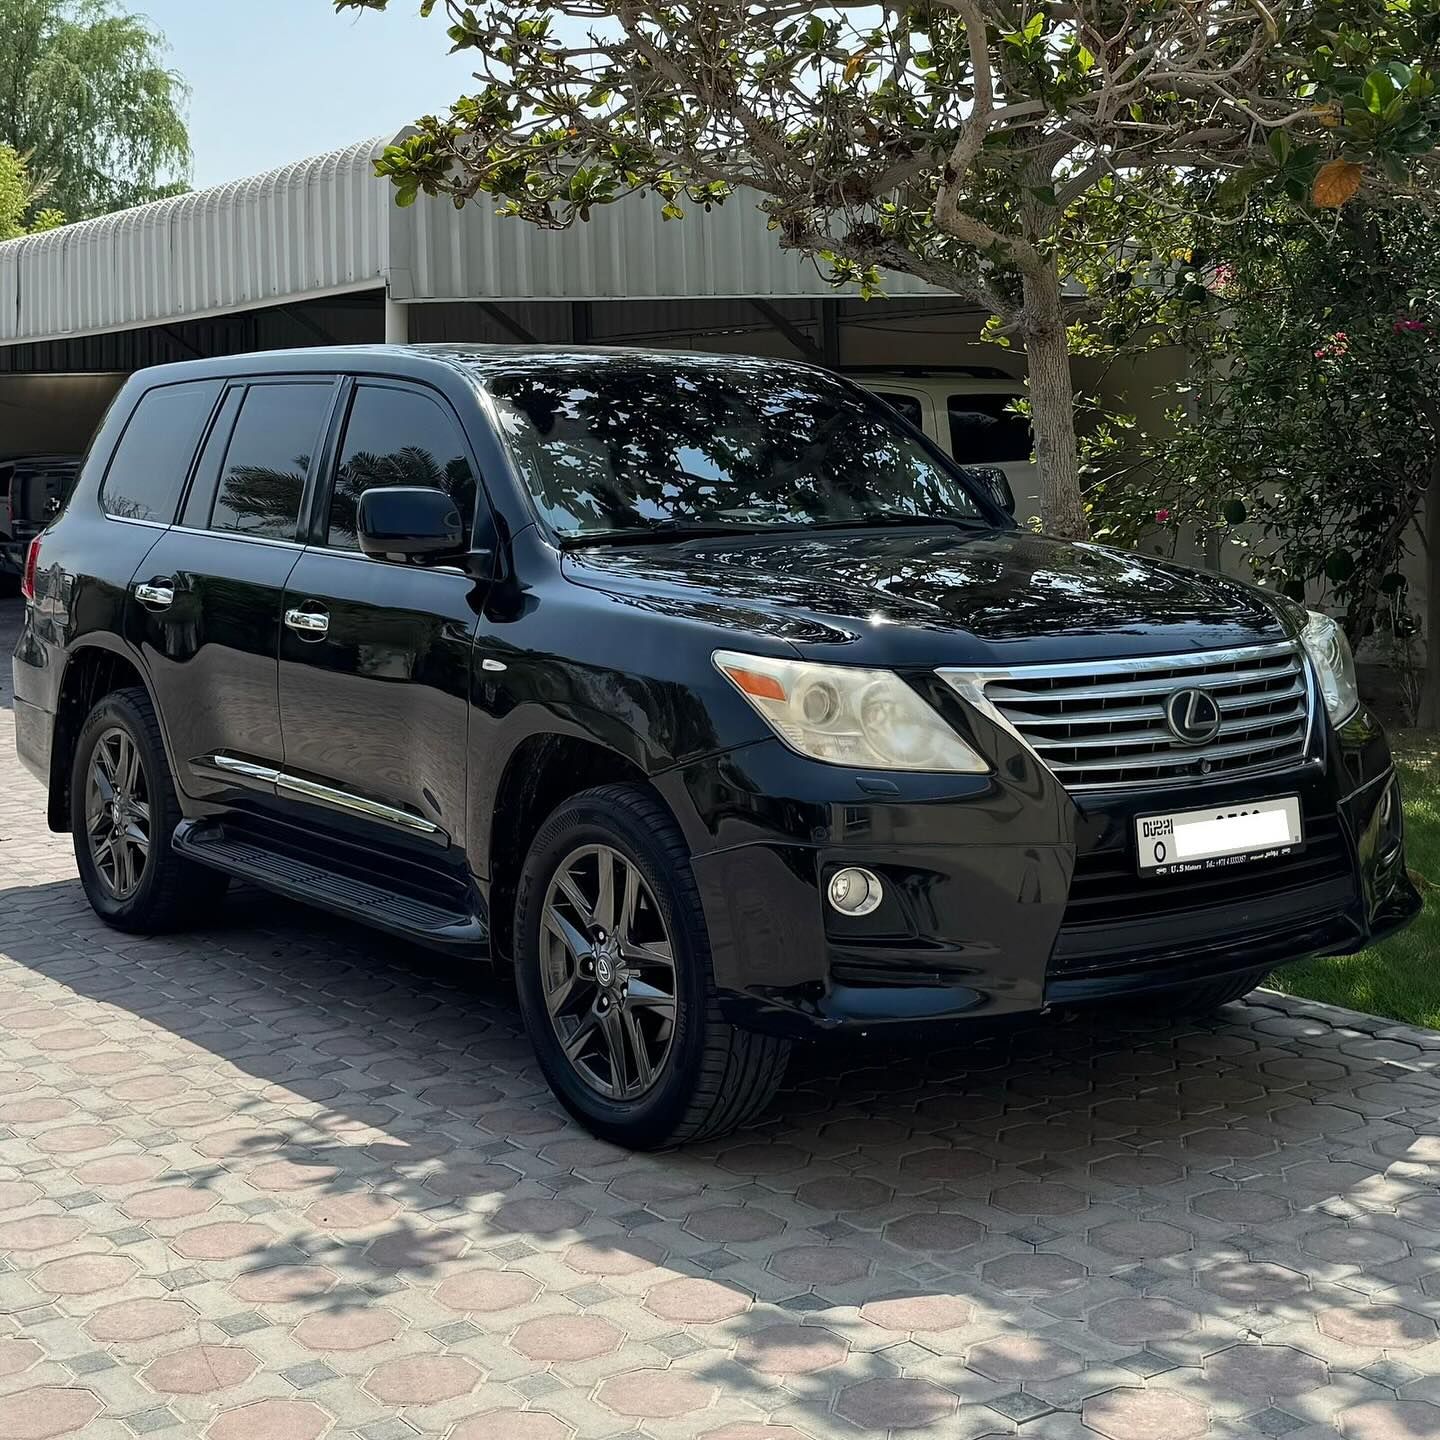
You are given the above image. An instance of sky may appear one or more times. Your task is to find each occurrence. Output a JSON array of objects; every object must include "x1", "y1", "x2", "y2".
[{"x1": 136, "y1": 1, "x2": 481, "y2": 189}]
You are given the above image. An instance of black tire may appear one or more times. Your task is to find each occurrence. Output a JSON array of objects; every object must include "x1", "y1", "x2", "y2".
[
  {"x1": 1154, "y1": 966, "x2": 1270, "y2": 1017},
  {"x1": 514, "y1": 783, "x2": 790, "y2": 1150},
  {"x1": 71, "y1": 686, "x2": 229, "y2": 933}
]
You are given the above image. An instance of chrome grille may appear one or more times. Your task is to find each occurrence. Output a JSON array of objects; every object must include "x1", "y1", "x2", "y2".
[{"x1": 939, "y1": 642, "x2": 1314, "y2": 791}]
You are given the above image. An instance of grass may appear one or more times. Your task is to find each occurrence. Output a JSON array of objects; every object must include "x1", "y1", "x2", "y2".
[{"x1": 1268, "y1": 730, "x2": 1440, "y2": 1029}]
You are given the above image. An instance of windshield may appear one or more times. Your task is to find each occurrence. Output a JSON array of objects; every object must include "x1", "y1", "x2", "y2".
[{"x1": 487, "y1": 358, "x2": 992, "y2": 541}]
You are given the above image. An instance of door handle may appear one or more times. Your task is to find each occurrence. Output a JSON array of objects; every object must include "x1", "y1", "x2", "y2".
[
  {"x1": 134, "y1": 580, "x2": 175, "y2": 610},
  {"x1": 285, "y1": 606, "x2": 330, "y2": 639}
]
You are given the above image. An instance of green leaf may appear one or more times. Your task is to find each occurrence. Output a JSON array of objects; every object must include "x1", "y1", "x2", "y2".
[
  {"x1": 1364, "y1": 69, "x2": 1396, "y2": 114},
  {"x1": 1325, "y1": 549, "x2": 1356, "y2": 582},
  {"x1": 1024, "y1": 12, "x2": 1044, "y2": 40},
  {"x1": 1222, "y1": 498, "x2": 1248, "y2": 524}
]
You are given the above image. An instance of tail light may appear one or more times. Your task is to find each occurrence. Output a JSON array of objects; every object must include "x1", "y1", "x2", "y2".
[{"x1": 20, "y1": 537, "x2": 40, "y2": 601}]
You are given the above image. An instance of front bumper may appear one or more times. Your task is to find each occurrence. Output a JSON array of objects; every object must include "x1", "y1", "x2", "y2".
[{"x1": 674, "y1": 706, "x2": 1419, "y2": 1038}]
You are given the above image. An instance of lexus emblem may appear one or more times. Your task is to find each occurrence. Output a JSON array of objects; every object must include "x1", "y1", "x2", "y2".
[{"x1": 1165, "y1": 687, "x2": 1222, "y2": 746}]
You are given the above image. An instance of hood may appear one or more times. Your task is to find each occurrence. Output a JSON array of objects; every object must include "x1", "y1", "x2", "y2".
[{"x1": 561, "y1": 525, "x2": 1292, "y2": 667}]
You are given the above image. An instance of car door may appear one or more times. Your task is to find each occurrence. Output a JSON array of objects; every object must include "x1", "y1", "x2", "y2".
[
  {"x1": 135, "y1": 376, "x2": 340, "y2": 803},
  {"x1": 276, "y1": 379, "x2": 486, "y2": 849}
]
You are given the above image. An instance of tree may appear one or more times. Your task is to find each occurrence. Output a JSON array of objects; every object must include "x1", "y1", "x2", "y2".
[
  {"x1": 338, "y1": 0, "x2": 1439, "y2": 539},
  {"x1": 0, "y1": 142, "x2": 65, "y2": 239},
  {"x1": 0, "y1": 0, "x2": 189, "y2": 219},
  {"x1": 1089, "y1": 199, "x2": 1440, "y2": 718}
]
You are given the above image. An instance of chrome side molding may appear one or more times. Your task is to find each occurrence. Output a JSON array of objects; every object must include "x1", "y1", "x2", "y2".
[
  {"x1": 193, "y1": 754, "x2": 442, "y2": 837},
  {"x1": 198, "y1": 754, "x2": 281, "y2": 784},
  {"x1": 276, "y1": 773, "x2": 441, "y2": 835}
]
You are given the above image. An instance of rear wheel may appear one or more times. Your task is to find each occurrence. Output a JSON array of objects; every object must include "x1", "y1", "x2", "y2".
[
  {"x1": 515, "y1": 784, "x2": 790, "y2": 1149},
  {"x1": 71, "y1": 687, "x2": 229, "y2": 932}
]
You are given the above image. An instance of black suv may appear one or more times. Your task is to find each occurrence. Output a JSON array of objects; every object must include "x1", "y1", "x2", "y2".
[{"x1": 11, "y1": 346, "x2": 1419, "y2": 1148}]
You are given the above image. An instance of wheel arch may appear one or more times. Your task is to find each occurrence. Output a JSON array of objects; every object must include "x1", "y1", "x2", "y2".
[
  {"x1": 47, "y1": 639, "x2": 172, "y2": 833},
  {"x1": 484, "y1": 731, "x2": 679, "y2": 965}
]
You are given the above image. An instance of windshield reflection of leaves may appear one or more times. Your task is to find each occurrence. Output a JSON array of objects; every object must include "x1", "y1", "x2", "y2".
[{"x1": 491, "y1": 358, "x2": 987, "y2": 540}]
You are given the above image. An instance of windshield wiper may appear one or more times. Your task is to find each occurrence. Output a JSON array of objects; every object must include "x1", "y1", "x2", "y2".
[
  {"x1": 804, "y1": 512, "x2": 988, "y2": 532},
  {"x1": 558, "y1": 519, "x2": 778, "y2": 548},
  {"x1": 559, "y1": 511, "x2": 990, "y2": 548}
]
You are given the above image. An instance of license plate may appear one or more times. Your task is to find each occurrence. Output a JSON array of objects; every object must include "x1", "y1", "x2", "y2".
[{"x1": 1136, "y1": 796, "x2": 1303, "y2": 876}]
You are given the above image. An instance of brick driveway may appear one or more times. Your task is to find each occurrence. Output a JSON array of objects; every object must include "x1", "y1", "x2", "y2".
[{"x1": 4, "y1": 601, "x2": 1440, "y2": 1440}]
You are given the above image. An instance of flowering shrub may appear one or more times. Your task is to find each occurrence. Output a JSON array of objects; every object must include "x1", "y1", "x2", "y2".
[{"x1": 1090, "y1": 201, "x2": 1439, "y2": 686}]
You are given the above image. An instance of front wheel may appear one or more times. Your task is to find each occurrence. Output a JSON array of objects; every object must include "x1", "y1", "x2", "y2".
[{"x1": 514, "y1": 784, "x2": 789, "y2": 1149}]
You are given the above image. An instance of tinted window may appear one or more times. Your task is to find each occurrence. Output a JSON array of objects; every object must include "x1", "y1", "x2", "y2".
[
  {"x1": 101, "y1": 382, "x2": 220, "y2": 523},
  {"x1": 182, "y1": 388, "x2": 244, "y2": 528},
  {"x1": 328, "y1": 385, "x2": 476, "y2": 550},
  {"x1": 947, "y1": 393, "x2": 1031, "y2": 465},
  {"x1": 489, "y1": 358, "x2": 986, "y2": 540},
  {"x1": 870, "y1": 391, "x2": 924, "y2": 428},
  {"x1": 209, "y1": 383, "x2": 332, "y2": 540}
]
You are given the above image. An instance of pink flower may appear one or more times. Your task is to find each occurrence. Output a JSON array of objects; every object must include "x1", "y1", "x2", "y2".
[
  {"x1": 1154, "y1": 508, "x2": 1172, "y2": 524},
  {"x1": 1394, "y1": 317, "x2": 1428, "y2": 334}
]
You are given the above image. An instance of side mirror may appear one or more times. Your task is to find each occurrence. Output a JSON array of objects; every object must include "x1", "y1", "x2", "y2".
[
  {"x1": 959, "y1": 465, "x2": 1015, "y2": 517},
  {"x1": 357, "y1": 487, "x2": 466, "y2": 563}
]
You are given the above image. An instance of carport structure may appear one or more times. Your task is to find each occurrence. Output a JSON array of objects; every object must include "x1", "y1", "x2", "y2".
[{"x1": 0, "y1": 133, "x2": 1009, "y2": 443}]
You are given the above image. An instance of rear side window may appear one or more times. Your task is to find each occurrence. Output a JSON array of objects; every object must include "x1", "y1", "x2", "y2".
[
  {"x1": 870, "y1": 391, "x2": 924, "y2": 428},
  {"x1": 208, "y1": 383, "x2": 333, "y2": 541},
  {"x1": 326, "y1": 384, "x2": 477, "y2": 550},
  {"x1": 948, "y1": 393, "x2": 1031, "y2": 465},
  {"x1": 101, "y1": 382, "x2": 221, "y2": 523}
]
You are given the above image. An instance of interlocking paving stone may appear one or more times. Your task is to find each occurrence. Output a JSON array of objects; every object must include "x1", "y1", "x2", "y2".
[
  {"x1": 5, "y1": 598, "x2": 1440, "y2": 1439},
  {"x1": 121, "y1": 1405, "x2": 183, "y2": 1435}
]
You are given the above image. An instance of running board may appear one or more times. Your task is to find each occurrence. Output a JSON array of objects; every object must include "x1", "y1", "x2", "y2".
[{"x1": 172, "y1": 819, "x2": 489, "y2": 954}]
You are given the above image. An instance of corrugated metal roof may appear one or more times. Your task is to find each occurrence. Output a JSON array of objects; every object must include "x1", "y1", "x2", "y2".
[
  {"x1": 389, "y1": 181, "x2": 938, "y2": 304},
  {"x1": 0, "y1": 133, "x2": 940, "y2": 346},
  {"x1": 1, "y1": 140, "x2": 390, "y2": 344}
]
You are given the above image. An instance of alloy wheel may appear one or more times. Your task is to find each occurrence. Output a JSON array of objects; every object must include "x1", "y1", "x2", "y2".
[
  {"x1": 539, "y1": 843, "x2": 678, "y2": 1100},
  {"x1": 86, "y1": 727, "x2": 151, "y2": 900}
]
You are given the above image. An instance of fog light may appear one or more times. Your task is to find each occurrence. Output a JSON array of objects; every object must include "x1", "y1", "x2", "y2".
[{"x1": 828, "y1": 867, "x2": 884, "y2": 916}]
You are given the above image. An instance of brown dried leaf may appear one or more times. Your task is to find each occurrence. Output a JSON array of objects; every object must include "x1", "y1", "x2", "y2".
[{"x1": 1312, "y1": 159, "x2": 1363, "y2": 208}]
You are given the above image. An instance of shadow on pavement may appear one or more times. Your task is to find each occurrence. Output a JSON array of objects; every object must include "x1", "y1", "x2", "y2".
[{"x1": 4, "y1": 859, "x2": 1440, "y2": 1434}]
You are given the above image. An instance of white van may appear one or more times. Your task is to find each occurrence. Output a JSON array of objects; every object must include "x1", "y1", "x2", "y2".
[{"x1": 852, "y1": 369, "x2": 1040, "y2": 522}]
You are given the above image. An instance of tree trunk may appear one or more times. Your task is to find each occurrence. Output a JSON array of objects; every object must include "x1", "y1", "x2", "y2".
[
  {"x1": 1021, "y1": 262, "x2": 1089, "y2": 541},
  {"x1": 1418, "y1": 467, "x2": 1440, "y2": 729}
]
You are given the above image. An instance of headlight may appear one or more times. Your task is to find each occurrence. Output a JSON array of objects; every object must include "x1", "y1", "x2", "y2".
[
  {"x1": 1301, "y1": 610, "x2": 1359, "y2": 726},
  {"x1": 714, "y1": 651, "x2": 989, "y2": 772}
]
